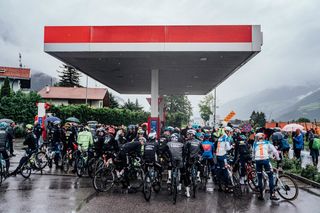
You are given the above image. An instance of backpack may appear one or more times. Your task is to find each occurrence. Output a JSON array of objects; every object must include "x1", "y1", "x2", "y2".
[{"x1": 312, "y1": 138, "x2": 320, "y2": 150}]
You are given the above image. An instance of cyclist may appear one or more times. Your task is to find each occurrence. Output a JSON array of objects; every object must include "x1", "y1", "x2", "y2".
[
  {"x1": 10, "y1": 124, "x2": 37, "y2": 176},
  {"x1": 103, "y1": 127, "x2": 119, "y2": 153},
  {"x1": 143, "y1": 132, "x2": 162, "y2": 190},
  {"x1": 200, "y1": 133, "x2": 215, "y2": 180},
  {"x1": 233, "y1": 134, "x2": 251, "y2": 184},
  {"x1": 166, "y1": 133, "x2": 187, "y2": 196},
  {"x1": 77, "y1": 126, "x2": 94, "y2": 160},
  {"x1": 215, "y1": 126, "x2": 232, "y2": 191},
  {"x1": 252, "y1": 133, "x2": 281, "y2": 201},
  {"x1": 116, "y1": 139, "x2": 144, "y2": 192},
  {"x1": 125, "y1": 125, "x2": 136, "y2": 142},
  {"x1": 95, "y1": 127, "x2": 106, "y2": 158},
  {"x1": 63, "y1": 122, "x2": 77, "y2": 155},
  {"x1": 0, "y1": 122, "x2": 10, "y2": 175},
  {"x1": 184, "y1": 129, "x2": 202, "y2": 197}
]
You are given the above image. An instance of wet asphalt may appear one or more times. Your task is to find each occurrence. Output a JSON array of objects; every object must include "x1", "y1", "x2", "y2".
[{"x1": 0, "y1": 141, "x2": 319, "y2": 213}]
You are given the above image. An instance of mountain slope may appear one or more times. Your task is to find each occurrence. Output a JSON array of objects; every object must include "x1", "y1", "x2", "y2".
[
  {"x1": 218, "y1": 85, "x2": 319, "y2": 120},
  {"x1": 277, "y1": 88, "x2": 320, "y2": 121},
  {"x1": 31, "y1": 71, "x2": 57, "y2": 91}
]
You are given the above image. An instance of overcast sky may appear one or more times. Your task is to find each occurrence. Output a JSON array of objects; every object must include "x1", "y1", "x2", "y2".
[{"x1": 1, "y1": 0, "x2": 320, "y2": 117}]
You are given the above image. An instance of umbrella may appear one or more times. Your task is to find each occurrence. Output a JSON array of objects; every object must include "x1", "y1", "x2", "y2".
[
  {"x1": 46, "y1": 116, "x2": 61, "y2": 123},
  {"x1": 272, "y1": 132, "x2": 283, "y2": 141},
  {"x1": 0, "y1": 118, "x2": 14, "y2": 124},
  {"x1": 282, "y1": 123, "x2": 304, "y2": 132},
  {"x1": 87, "y1": 121, "x2": 98, "y2": 124},
  {"x1": 66, "y1": 117, "x2": 80, "y2": 123}
]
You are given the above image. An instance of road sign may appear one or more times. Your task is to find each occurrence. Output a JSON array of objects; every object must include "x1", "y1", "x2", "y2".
[{"x1": 224, "y1": 111, "x2": 236, "y2": 122}]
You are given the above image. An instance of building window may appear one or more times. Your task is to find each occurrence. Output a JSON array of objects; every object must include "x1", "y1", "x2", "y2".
[{"x1": 99, "y1": 101, "x2": 103, "y2": 108}]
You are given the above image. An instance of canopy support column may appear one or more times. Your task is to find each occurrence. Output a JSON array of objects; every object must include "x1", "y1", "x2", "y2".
[{"x1": 151, "y1": 69, "x2": 159, "y2": 117}]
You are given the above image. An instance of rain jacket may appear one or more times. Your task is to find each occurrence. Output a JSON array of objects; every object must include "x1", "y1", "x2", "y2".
[
  {"x1": 252, "y1": 140, "x2": 280, "y2": 161},
  {"x1": 77, "y1": 130, "x2": 93, "y2": 151},
  {"x1": 293, "y1": 133, "x2": 304, "y2": 149},
  {"x1": 216, "y1": 134, "x2": 231, "y2": 156}
]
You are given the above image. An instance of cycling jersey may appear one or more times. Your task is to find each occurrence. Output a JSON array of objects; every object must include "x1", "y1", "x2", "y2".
[
  {"x1": 201, "y1": 140, "x2": 214, "y2": 159},
  {"x1": 252, "y1": 140, "x2": 279, "y2": 161},
  {"x1": 216, "y1": 134, "x2": 231, "y2": 156},
  {"x1": 144, "y1": 142, "x2": 159, "y2": 163},
  {"x1": 166, "y1": 141, "x2": 184, "y2": 162},
  {"x1": 185, "y1": 138, "x2": 201, "y2": 159}
]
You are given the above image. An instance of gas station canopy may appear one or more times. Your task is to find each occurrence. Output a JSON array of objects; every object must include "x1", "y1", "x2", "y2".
[{"x1": 44, "y1": 25, "x2": 262, "y2": 95}]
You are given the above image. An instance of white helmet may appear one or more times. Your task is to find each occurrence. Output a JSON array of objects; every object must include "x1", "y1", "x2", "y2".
[
  {"x1": 187, "y1": 129, "x2": 196, "y2": 136},
  {"x1": 171, "y1": 133, "x2": 179, "y2": 142},
  {"x1": 148, "y1": 131, "x2": 157, "y2": 140},
  {"x1": 255, "y1": 133, "x2": 265, "y2": 140},
  {"x1": 224, "y1": 126, "x2": 233, "y2": 132}
]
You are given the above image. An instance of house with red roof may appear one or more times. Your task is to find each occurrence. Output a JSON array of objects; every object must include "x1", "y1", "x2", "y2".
[
  {"x1": 38, "y1": 86, "x2": 110, "y2": 108},
  {"x1": 0, "y1": 66, "x2": 31, "y2": 92}
]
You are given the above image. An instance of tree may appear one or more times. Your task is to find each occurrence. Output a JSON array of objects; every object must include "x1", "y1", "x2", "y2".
[
  {"x1": 296, "y1": 117, "x2": 310, "y2": 123},
  {"x1": 164, "y1": 95, "x2": 192, "y2": 127},
  {"x1": 198, "y1": 93, "x2": 213, "y2": 122},
  {"x1": 108, "y1": 92, "x2": 119, "y2": 108},
  {"x1": 0, "y1": 91, "x2": 42, "y2": 124},
  {"x1": 249, "y1": 111, "x2": 266, "y2": 128},
  {"x1": 122, "y1": 98, "x2": 143, "y2": 111},
  {"x1": 0, "y1": 77, "x2": 11, "y2": 98},
  {"x1": 57, "y1": 64, "x2": 82, "y2": 87}
]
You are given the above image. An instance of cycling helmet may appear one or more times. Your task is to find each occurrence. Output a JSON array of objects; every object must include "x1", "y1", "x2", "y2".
[
  {"x1": 224, "y1": 126, "x2": 233, "y2": 132},
  {"x1": 26, "y1": 124, "x2": 33, "y2": 130},
  {"x1": 187, "y1": 129, "x2": 196, "y2": 136},
  {"x1": 137, "y1": 129, "x2": 145, "y2": 135},
  {"x1": 204, "y1": 133, "x2": 211, "y2": 139},
  {"x1": 255, "y1": 133, "x2": 265, "y2": 140},
  {"x1": 0, "y1": 122, "x2": 8, "y2": 130},
  {"x1": 239, "y1": 134, "x2": 247, "y2": 141},
  {"x1": 165, "y1": 126, "x2": 174, "y2": 132},
  {"x1": 128, "y1": 124, "x2": 135, "y2": 130},
  {"x1": 170, "y1": 133, "x2": 179, "y2": 142},
  {"x1": 53, "y1": 120, "x2": 61, "y2": 126},
  {"x1": 195, "y1": 132, "x2": 204, "y2": 140},
  {"x1": 148, "y1": 131, "x2": 157, "y2": 140}
]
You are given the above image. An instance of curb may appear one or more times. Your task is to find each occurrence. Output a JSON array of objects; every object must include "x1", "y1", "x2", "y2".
[{"x1": 285, "y1": 172, "x2": 320, "y2": 188}]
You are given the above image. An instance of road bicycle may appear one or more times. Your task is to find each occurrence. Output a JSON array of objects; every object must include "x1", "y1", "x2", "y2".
[
  {"x1": 0, "y1": 153, "x2": 8, "y2": 185},
  {"x1": 20, "y1": 148, "x2": 48, "y2": 178},
  {"x1": 143, "y1": 162, "x2": 161, "y2": 201},
  {"x1": 93, "y1": 154, "x2": 144, "y2": 192}
]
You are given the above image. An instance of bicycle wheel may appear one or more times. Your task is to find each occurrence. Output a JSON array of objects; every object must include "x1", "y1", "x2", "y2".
[
  {"x1": 0, "y1": 165, "x2": 3, "y2": 185},
  {"x1": 143, "y1": 173, "x2": 152, "y2": 201},
  {"x1": 202, "y1": 164, "x2": 209, "y2": 191},
  {"x1": 172, "y1": 169, "x2": 178, "y2": 204},
  {"x1": 247, "y1": 170, "x2": 259, "y2": 192},
  {"x1": 87, "y1": 158, "x2": 96, "y2": 178},
  {"x1": 62, "y1": 154, "x2": 70, "y2": 173},
  {"x1": 130, "y1": 167, "x2": 144, "y2": 189},
  {"x1": 232, "y1": 174, "x2": 242, "y2": 197},
  {"x1": 276, "y1": 174, "x2": 299, "y2": 200},
  {"x1": 21, "y1": 161, "x2": 32, "y2": 179},
  {"x1": 35, "y1": 151, "x2": 48, "y2": 170},
  {"x1": 76, "y1": 157, "x2": 85, "y2": 177},
  {"x1": 93, "y1": 167, "x2": 114, "y2": 192}
]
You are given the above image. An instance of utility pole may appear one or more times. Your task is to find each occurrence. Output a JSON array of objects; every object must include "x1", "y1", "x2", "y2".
[
  {"x1": 85, "y1": 75, "x2": 88, "y2": 105},
  {"x1": 19, "y1": 53, "x2": 22, "y2": 68},
  {"x1": 212, "y1": 88, "x2": 217, "y2": 127}
]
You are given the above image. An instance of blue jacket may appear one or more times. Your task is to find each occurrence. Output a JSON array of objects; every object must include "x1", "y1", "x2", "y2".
[
  {"x1": 293, "y1": 133, "x2": 304, "y2": 149},
  {"x1": 201, "y1": 140, "x2": 214, "y2": 159}
]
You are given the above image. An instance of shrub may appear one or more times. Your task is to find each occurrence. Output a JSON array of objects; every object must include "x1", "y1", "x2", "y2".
[
  {"x1": 49, "y1": 104, "x2": 150, "y2": 125},
  {"x1": 301, "y1": 164, "x2": 318, "y2": 181},
  {"x1": 14, "y1": 125, "x2": 25, "y2": 138}
]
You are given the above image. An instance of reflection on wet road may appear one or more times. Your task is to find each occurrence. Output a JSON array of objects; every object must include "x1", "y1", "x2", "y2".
[{"x1": 0, "y1": 174, "x2": 319, "y2": 213}]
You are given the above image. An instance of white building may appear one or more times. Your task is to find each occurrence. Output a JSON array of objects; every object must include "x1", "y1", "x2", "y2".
[{"x1": 0, "y1": 66, "x2": 31, "y2": 92}]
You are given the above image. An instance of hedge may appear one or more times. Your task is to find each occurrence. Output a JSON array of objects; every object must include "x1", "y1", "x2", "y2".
[{"x1": 50, "y1": 104, "x2": 150, "y2": 125}]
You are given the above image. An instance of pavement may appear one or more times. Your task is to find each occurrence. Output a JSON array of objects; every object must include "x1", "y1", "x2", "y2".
[{"x1": 0, "y1": 140, "x2": 320, "y2": 213}]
